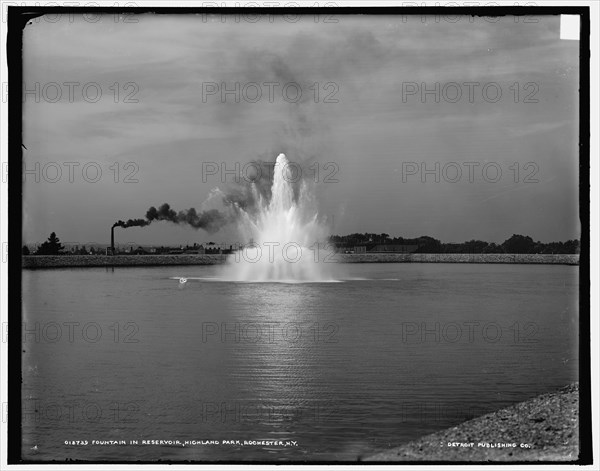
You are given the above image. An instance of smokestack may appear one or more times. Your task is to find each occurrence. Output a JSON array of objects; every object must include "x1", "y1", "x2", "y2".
[
  {"x1": 110, "y1": 226, "x2": 115, "y2": 255},
  {"x1": 109, "y1": 203, "x2": 228, "y2": 254}
]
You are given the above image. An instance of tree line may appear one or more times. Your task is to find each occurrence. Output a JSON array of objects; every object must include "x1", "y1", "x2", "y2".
[
  {"x1": 24, "y1": 231, "x2": 581, "y2": 255},
  {"x1": 328, "y1": 233, "x2": 580, "y2": 254}
]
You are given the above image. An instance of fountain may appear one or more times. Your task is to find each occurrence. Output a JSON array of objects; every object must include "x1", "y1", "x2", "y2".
[{"x1": 219, "y1": 153, "x2": 337, "y2": 282}]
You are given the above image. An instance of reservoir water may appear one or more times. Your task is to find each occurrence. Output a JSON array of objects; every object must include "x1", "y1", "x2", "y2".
[{"x1": 21, "y1": 263, "x2": 579, "y2": 461}]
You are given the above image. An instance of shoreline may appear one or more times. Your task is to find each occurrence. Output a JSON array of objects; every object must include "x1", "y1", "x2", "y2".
[
  {"x1": 22, "y1": 253, "x2": 579, "y2": 269},
  {"x1": 363, "y1": 383, "x2": 579, "y2": 462}
]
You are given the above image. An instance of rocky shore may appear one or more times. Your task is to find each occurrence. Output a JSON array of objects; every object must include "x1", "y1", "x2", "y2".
[
  {"x1": 364, "y1": 383, "x2": 579, "y2": 462},
  {"x1": 21, "y1": 253, "x2": 579, "y2": 269}
]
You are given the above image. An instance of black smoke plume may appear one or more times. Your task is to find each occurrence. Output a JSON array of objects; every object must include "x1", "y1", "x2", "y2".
[
  {"x1": 113, "y1": 203, "x2": 229, "y2": 234},
  {"x1": 146, "y1": 203, "x2": 228, "y2": 233},
  {"x1": 112, "y1": 219, "x2": 150, "y2": 229}
]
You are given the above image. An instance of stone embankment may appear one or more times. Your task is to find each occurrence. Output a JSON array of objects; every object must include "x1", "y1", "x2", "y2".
[{"x1": 21, "y1": 253, "x2": 579, "y2": 269}]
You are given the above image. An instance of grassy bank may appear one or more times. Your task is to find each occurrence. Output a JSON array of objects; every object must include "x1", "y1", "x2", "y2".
[
  {"x1": 21, "y1": 253, "x2": 579, "y2": 269},
  {"x1": 363, "y1": 383, "x2": 579, "y2": 462}
]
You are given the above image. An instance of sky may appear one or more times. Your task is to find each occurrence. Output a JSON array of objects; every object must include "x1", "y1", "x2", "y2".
[{"x1": 21, "y1": 12, "x2": 581, "y2": 247}]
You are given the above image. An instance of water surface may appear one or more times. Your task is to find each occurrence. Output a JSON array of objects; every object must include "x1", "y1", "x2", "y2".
[{"x1": 21, "y1": 263, "x2": 579, "y2": 461}]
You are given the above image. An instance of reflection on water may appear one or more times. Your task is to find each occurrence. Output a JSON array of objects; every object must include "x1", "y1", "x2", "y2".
[{"x1": 21, "y1": 263, "x2": 578, "y2": 461}]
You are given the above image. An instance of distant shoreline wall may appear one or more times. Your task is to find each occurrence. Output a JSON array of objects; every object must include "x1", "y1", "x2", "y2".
[
  {"x1": 337, "y1": 253, "x2": 580, "y2": 265},
  {"x1": 22, "y1": 253, "x2": 579, "y2": 269}
]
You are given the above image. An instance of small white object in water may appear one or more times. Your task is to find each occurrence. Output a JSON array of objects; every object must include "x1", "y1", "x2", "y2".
[{"x1": 179, "y1": 277, "x2": 187, "y2": 284}]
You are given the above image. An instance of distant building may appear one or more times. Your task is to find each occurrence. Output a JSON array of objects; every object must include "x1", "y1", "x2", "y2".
[
  {"x1": 183, "y1": 245, "x2": 206, "y2": 254},
  {"x1": 368, "y1": 244, "x2": 418, "y2": 253},
  {"x1": 344, "y1": 246, "x2": 367, "y2": 254}
]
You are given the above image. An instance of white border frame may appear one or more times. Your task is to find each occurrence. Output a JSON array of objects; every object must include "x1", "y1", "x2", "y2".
[{"x1": 1, "y1": 1, "x2": 597, "y2": 470}]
